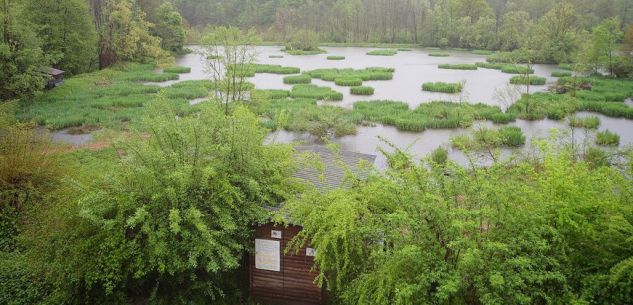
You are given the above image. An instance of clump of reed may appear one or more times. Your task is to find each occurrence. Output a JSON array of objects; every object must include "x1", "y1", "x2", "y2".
[
  {"x1": 568, "y1": 116, "x2": 600, "y2": 129},
  {"x1": 452, "y1": 126, "x2": 526, "y2": 150},
  {"x1": 501, "y1": 65, "x2": 534, "y2": 74},
  {"x1": 422, "y1": 82, "x2": 463, "y2": 93},
  {"x1": 551, "y1": 71, "x2": 572, "y2": 77},
  {"x1": 252, "y1": 64, "x2": 301, "y2": 74},
  {"x1": 596, "y1": 130, "x2": 620, "y2": 146},
  {"x1": 438, "y1": 64, "x2": 478, "y2": 70},
  {"x1": 290, "y1": 84, "x2": 343, "y2": 101},
  {"x1": 510, "y1": 76, "x2": 546, "y2": 85},
  {"x1": 350, "y1": 86, "x2": 375, "y2": 95},
  {"x1": 163, "y1": 66, "x2": 191, "y2": 73},
  {"x1": 429, "y1": 52, "x2": 449, "y2": 57},
  {"x1": 306, "y1": 68, "x2": 394, "y2": 82},
  {"x1": 367, "y1": 49, "x2": 398, "y2": 56},
  {"x1": 327, "y1": 56, "x2": 345, "y2": 60},
  {"x1": 283, "y1": 74, "x2": 312, "y2": 84},
  {"x1": 472, "y1": 50, "x2": 494, "y2": 55},
  {"x1": 335, "y1": 77, "x2": 363, "y2": 87}
]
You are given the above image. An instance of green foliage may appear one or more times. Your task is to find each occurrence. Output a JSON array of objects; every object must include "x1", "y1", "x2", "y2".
[
  {"x1": 285, "y1": 29, "x2": 321, "y2": 52},
  {"x1": 453, "y1": 126, "x2": 526, "y2": 149},
  {"x1": 335, "y1": 77, "x2": 363, "y2": 87},
  {"x1": 568, "y1": 116, "x2": 600, "y2": 129},
  {"x1": 508, "y1": 92, "x2": 579, "y2": 120},
  {"x1": 306, "y1": 68, "x2": 394, "y2": 82},
  {"x1": 283, "y1": 74, "x2": 312, "y2": 84},
  {"x1": 500, "y1": 65, "x2": 534, "y2": 74},
  {"x1": 253, "y1": 64, "x2": 300, "y2": 74},
  {"x1": 595, "y1": 130, "x2": 620, "y2": 146},
  {"x1": 353, "y1": 100, "x2": 504, "y2": 132},
  {"x1": 472, "y1": 50, "x2": 494, "y2": 55},
  {"x1": 290, "y1": 84, "x2": 343, "y2": 101},
  {"x1": 551, "y1": 71, "x2": 572, "y2": 77},
  {"x1": 367, "y1": 49, "x2": 398, "y2": 56},
  {"x1": 429, "y1": 52, "x2": 449, "y2": 57},
  {"x1": 0, "y1": 252, "x2": 51, "y2": 305},
  {"x1": 350, "y1": 86, "x2": 375, "y2": 95},
  {"x1": 510, "y1": 76, "x2": 546, "y2": 85},
  {"x1": 153, "y1": 2, "x2": 187, "y2": 54},
  {"x1": 162, "y1": 66, "x2": 191, "y2": 73},
  {"x1": 327, "y1": 55, "x2": 345, "y2": 60},
  {"x1": 438, "y1": 64, "x2": 478, "y2": 70},
  {"x1": 422, "y1": 82, "x2": 463, "y2": 93},
  {"x1": 22, "y1": 0, "x2": 97, "y2": 75}
]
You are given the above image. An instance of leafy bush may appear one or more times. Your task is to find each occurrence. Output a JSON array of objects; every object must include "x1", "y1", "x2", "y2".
[
  {"x1": 438, "y1": 64, "x2": 478, "y2": 70},
  {"x1": 552, "y1": 71, "x2": 572, "y2": 77},
  {"x1": 568, "y1": 116, "x2": 600, "y2": 129},
  {"x1": 510, "y1": 76, "x2": 546, "y2": 85},
  {"x1": 290, "y1": 84, "x2": 343, "y2": 101},
  {"x1": 285, "y1": 29, "x2": 321, "y2": 52},
  {"x1": 422, "y1": 82, "x2": 463, "y2": 93},
  {"x1": 350, "y1": 86, "x2": 375, "y2": 95},
  {"x1": 367, "y1": 49, "x2": 397, "y2": 56},
  {"x1": 327, "y1": 56, "x2": 345, "y2": 60},
  {"x1": 596, "y1": 130, "x2": 620, "y2": 146},
  {"x1": 429, "y1": 52, "x2": 449, "y2": 57},
  {"x1": 283, "y1": 74, "x2": 312, "y2": 84},
  {"x1": 335, "y1": 77, "x2": 363, "y2": 86}
]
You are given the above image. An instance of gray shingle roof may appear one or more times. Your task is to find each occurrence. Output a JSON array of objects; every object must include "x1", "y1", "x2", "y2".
[{"x1": 294, "y1": 146, "x2": 376, "y2": 191}]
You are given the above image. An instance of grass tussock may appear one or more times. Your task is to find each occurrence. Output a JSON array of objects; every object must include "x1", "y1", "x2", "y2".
[
  {"x1": 290, "y1": 84, "x2": 343, "y2": 101},
  {"x1": 367, "y1": 49, "x2": 398, "y2": 56},
  {"x1": 306, "y1": 68, "x2": 394, "y2": 82},
  {"x1": 510, "y1": 76, "x2": 546, "y2": 85},
  {"x1": 282, "y1": 47, "x2": 326, "y2": 55},
  {"x1": 438, "y1": 64, "x2": 478, "y2": 70},
  {"x1": 350, "y1": 86, "x2": 375, "y2": 95},
  {"x1": 472, "y1": 50, "x2": 494, "y2": 55},
  {"x1": 452, "y1": 126, "x2": 526, "y2": 150},
  {"x1": 327, "y1": 56, "x2": 345, "y2": 60},
  {"x1": 596, "y1": 130, "x2": 620, "y2": 146},
  {"x1": 552, "y1": 71, "x2": 572, "y2": 77},
  {"x1": 568, "y1": 116, "x2": 600, "y2": 129},
  {"x1": 163, "y1": 66, "x2": 191, "y2": 73},
  {"x1": 335, "y1": 77, "x2": 363, "y2": 87},
  {"x1": 283, "y1": 74, "x2": 312, "y2": 84},
  {"x1": 422, "y1": 82, "x2": 463, "y2": 93},
  {"x1": 429, "y1": 52, "x2": 449, "y2": 57}
]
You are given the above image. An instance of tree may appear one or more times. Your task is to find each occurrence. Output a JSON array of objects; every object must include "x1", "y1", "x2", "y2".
[
  {"x1": 200, "y1": 26, "x2": 260, "y2": 115},
  {"x1": 153, "y1": 2, "x2": 187, "y2": 54},
  {"x1": 622, "y1": 24, "x2": 633, "y2": 56},
  {"x1": 537, "y1": 1, "x2": 578, "y2": 63},
  {"x1": 0, "y1": 0, "x2": 48, "y2": 100},
  {"x1": 592, "y1": 17, "x2": 623, "y2": 77},
  {"x1": 21, "y1": 0, "x2": 97, "y2": 75},
  {"x1": 286, "y1": 28, "x2": 320, "y2": 51}
]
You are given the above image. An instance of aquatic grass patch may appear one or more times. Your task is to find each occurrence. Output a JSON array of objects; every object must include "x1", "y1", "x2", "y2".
[
  {"x1": 438, "y1": 64, "x2": 478, "y2": 70},
  {"x1": 120, "y1": 71, "x2": 180, "y2": 82},
  {"x1": 163, "y1": 66, "x2": 191, "y2": 73},
  {"x1": 429, "y1": 52, "x2": 449, "y2": 57},
  {"x1": 367, "y1": 49, "x2": 398, "y2": 56},
  {"x1": 282, "y1": 47, "x2": 326, "y2": 55},
  {"x1": 350, "y1": 86, "x2": 374, "y2": 95},
  {"x1": 290, "y1": 84, "x2": 343, "y2": 101},
  {"x1": 251, "y1": 89, "x2": 290, "y2": 99},
  {"x1": 283, "y1": 74, "x2": 312, "y2": 84},
  {"x1": 472, "y1": 50, "x2": 494, "y2": 55},
  {"x1": 422, "y1": 82, "x2": 463, "y2": 93},
  {"x1": 507, "y1": 92, "x2": 579, "y2": 120},
  {"x1": 568, "y1": 116, "x2": 600, "y2": 129},
  {"x1": 306, "y1": 68, "x2": 394, "y2": 82},
  {"x1": 571, "y1": 77, "x2": 633, "y2": 103},
  {"x1": 335, "y1": 77, "x2": 363, "y2": 87},
  {"x1": 552, "y1": 71, "x2": 572, "y2": 77},
  {"x1": 510, "y1": 76, "x2": 546, "y2": 85},
  {"x1": 559, "y1": 63, "x2": 573, "y2": 70},
  {"x1": 578, "y1": 101, "x2": 633, "y2": 119},
  {"x1": 596, "y1": 130, "x2": 620, "y2": 146},
  {"x1": 252, "y1": 64, "x2": 300, "y2": 74},
  {"x1": 327, "y1": 56, "x2": 345, "y2": 60},
  {"x1": 352, "y1": 100, "x2": 506, "y2": 132},
  {"x1": 452, "y1": 126, "x2": 525, "y2": 150},
  {"x1": 501, "y1": 65, "x2": 535, "y2": 74},
  {"x1": 475, "y1": 62, "x2": 505, "y2": 70},
  {"x1": 162, "y1": 80, "x2": 214, "y2": 99},
  {"x1": 489, "y1": 113, "x2": 516, "y2": 124}
]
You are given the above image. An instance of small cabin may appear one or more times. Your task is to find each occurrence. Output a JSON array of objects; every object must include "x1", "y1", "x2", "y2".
[
  {"x1": 40, "y1": 67, "x2": 65, "y2": 89},
  {"x1": 250, "y1": 146, "x2": 376, "y2": 305}
]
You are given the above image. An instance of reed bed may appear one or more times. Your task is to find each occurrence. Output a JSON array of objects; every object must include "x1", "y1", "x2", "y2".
[
  {"x1": 596, "y1": 130, "x2": 620, "y2": 146},
  {"x1": 438, "y1": 64, "x2": 478, "y2": 70},
  {"x1": 422, "y1": 82, "x2": 463, "y2": 93},
  {"x1": 283, "y1": 74, "x2": 312, "y2": 84},
  {"x1": 367, "y1": 49, "x2": 398, "y2": 56},
  {"x1": 290, "y1": 84, "x2": 343, "y2": 101},
  {"x1": 350, "y1": 86, "x2": 375, "y2": 95}
]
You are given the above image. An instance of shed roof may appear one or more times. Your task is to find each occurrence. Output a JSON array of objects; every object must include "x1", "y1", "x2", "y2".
[
  {"x1": 293, "y1": 145, "x2": 376, "y2": 192},
  {"x1": 39, "y1": 67, "x2": 65, "y2": 76}
]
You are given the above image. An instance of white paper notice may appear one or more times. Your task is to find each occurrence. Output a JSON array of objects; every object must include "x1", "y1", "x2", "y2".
[{"x1": 255, "y1": 239, "x2": 280, "y2": 271}]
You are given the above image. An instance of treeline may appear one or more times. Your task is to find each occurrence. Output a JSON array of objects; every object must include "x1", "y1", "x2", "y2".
[{"x1": 0, "y1": 0, "x2": 186, "y2": 101}]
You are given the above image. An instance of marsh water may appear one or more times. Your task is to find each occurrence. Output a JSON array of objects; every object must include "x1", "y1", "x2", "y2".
[{"x1": 58, "y1": 46, "x2": 633, "y2": 166}]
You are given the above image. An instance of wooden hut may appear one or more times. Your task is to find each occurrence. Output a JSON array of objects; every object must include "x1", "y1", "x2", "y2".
[
  {"x1": 40, "y1": 67, "x2": 65, "y2": 89},
  {"x1": 250, "y1": 146, "x2": 376, "y2": 305}
]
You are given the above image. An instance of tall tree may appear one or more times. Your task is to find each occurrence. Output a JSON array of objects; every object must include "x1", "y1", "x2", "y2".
[
  {"x1": 592, "y1": 17, "x2": 623, "y2": 77},
  {"x1": 152, "y1": 2, "x2": 186, "y2": 54}
]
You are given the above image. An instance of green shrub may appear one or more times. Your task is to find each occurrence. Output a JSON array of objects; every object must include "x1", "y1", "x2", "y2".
[
  {"x1": 438, "y1": 64, "x2": 478, "y2": 70},
  {"x1": 285, "y1": 29, "x2": 322, "y2": 53},
  {"x1": 501, "y1": 65, "x2": 534, "y2": 74},
  {"x1": 429, "y1": 52, "x2": 449, "y2": 57},
  {"x1": 552, "y1": 71, "x2": 572, "y2": 77},
  {"x1": 327, "y1": 56, "x2": 345, "y2": 60},
  {"x1": 510, "y1": 76, "x2": 546, "y2": 85},
  {"x1": 568, "y1": 116, "x2": 600, "y2": 129},
  {"x1": 283, "y1": 74, "x2": 312, "y2": 84},
  {"x1": 163, "y1": 66, "x2": 191, "y2": 73},
  {"x1": 596, "y1": 130, "x2": 620, "y2": 146},
  {"x1": 350, "y1": 86, "x2": 375, "y2": 95},
  {"x1": 367, "y1": 49, "x2": 398, "y2": 56},
  {"x1": 290, "y1": 84, "x2": 343, "y2": 101},
  {"x1": 335, "y1": 77, "x2": 363, "y2": 86},
  {"x1": 422, "y1": 82, "x2": 463, "y2": 93}
]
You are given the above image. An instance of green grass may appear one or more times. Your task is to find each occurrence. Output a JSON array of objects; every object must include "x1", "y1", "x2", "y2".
[
  {"x1": 306, "y1": 68, "x2": 393, "y2": 82},
  {"x1": 17, "y1": 63, "x2": 202, "y2": 130},
  {"x1": 429, "y1": 52, "x2": 449, "y2": 57},
  {"x1": 438, "y1": 64, "x2": 478, "y2": 70},
  {"x1": 251, "y1": 89, "x2": 290, "y2": 99},
  {"x1": 353, "y1": 100, "x2": 505, "y2": 132},
  {"x1": 283, "y1": 74, "x2": 312, "y2": 84},
  {"x1": 282, "y1": 47, "x2": 326, "y2": 55},
  {"x1": 559, "y1": 63, "x2": 573, "y2": 70},
  {"x1": 290, "y1": 84, "x2": 343, "y2": 101},
  {"x1": 252, "y1": 64, "x2": 301, "y2": 74},
  {"x1": 367, "y1": 49, "x2": 398, "y2": 56},
  {"x1": 452, "y1": 126, "x2": 526, "y2": 150},
  {"x1": 552, "y1": 71, "x2": 572, "y2": 77},
  {"x1": 569, "y1": 77, "x2": 633, "y2": 102},
  {"x1": 568, "y1": 116, "x2": 600, "y2": 129},
  {"x1": 472, "y1": 50, "x2": 494, "y2": 55},
  {"x1": 350, "y1": 86, "x2": 375, "y2": 95},
  {"x1": 422, "y1": 82, "x2": 463, "y2": 93},
  {"x1": 510, "y1": 76, "x2": 546, "y2": 85},
  {"x1": 163, "y1": 66, "x2": 191, "y2": 73},
  {"x1": 596, "y1": 130, "x2": 620, "y2": 146},
  {"x1": 335, "y1": 77, "x2": 363, "y2": 87},
  {"x1": 327, "y1": 56, "x2": 345, "y2": 60},
  {"x1": 501, "y1": 65, "x2": 534, "y2": 74}
]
